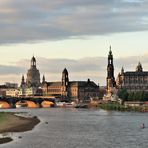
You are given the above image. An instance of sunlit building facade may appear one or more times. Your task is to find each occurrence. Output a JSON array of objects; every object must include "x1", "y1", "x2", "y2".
[
  {"x1": 116, "y1": 62, "x2": 148, "y2": 92},
  {"x1": 42, "y1": 68, "x2": 100, "y2": 101}
]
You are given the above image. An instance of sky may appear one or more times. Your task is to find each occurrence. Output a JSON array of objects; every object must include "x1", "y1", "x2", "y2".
[{"x1": 0, "y1": 0, "x2": 148, "y2": 85}]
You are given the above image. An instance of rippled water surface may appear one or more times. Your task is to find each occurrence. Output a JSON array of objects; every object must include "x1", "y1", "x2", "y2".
[{"x1": 0, "y1": 108, "x2": 148, "y2": 148}]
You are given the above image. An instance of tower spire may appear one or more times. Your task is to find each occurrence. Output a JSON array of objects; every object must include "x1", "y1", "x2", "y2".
[
  {"x1": 42, "y1": 75, "x2": 45, "y2": 83},
  {"x1": 136, "y1": 61, "x2": 143, "y2": 72},
  {"x1": 106, "y1": 46, "x2": 116, "y2": 92},
  {"x1": 20, "y1": 75, "x2": 26, "y2": 87},
  {"x1": 109, "y1": 45, "x2": 111, "y2": 52},
  {"x1": 121, "y1": 67, "x2": 124, "y2": 74}
]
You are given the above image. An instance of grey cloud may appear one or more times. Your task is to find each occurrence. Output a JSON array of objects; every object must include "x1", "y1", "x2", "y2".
[
  {"x1": 0, "y1": 0, "x2": 147, "y2": 43},
  {"x1": 36, "y1": 57, "x2": 106, "y2": 74},
  {"x1": 0, "y1": 65, "x2": 25, "y2": 75}
]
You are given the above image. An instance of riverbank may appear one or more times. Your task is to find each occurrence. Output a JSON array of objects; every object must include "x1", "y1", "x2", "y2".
[
  {"x1": 0, "y1": 112, "x2": 40, "y2": 144},
  {"x1": 99, "y1": 102, "x2": 147, "y2": 112}
]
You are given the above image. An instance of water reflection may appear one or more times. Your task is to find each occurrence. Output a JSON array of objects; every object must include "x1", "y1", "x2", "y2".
[{"x1": 0, "y1": 108, "x2": 148, "y2": 148}]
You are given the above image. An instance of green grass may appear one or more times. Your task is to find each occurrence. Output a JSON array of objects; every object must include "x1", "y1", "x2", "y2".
[
  {"x1": 0, "y1": 112, "x2": 11, "y2": 124},
  {"x1": 99, "y1": 103, "x2": 145, "y2": 112},
  {"x1": 100, "y1": 103, "x2": 126, "y2": 111}
]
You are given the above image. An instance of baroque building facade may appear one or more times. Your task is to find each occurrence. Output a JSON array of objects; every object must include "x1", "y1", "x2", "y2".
[
  {"x1": 116, "y1": 62, "x2": 148, "y2": 92},
  {"x1": 19, "y1": 56, "x2": 100, "y2": 99},
  {"x1": 26, "y1": 56, "x2": 40, "y2": 87},
  {"x1": 19, "y1": 56, "x2": 41, "y2": 96},
  {"x1": 42, "y1": 68, "x2": 100, "y2": 101}
]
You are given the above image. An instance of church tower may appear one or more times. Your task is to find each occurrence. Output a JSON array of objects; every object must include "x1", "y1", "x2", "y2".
[
  {"x1": 21, "y1": 75, "x2": 26, "y2": 87},
  {"x1": 20, "y1": 75, "x2": 26, "y2": 96},
  {"x1": 106, "y1": 46, "x2": 116, "y2": 93},
  {"x1": 42, "y1": 75, "x2": 46, "y2": 84},
  {"x1": 116, "y1": 67, "x2": 124, "y2": 89},
  {"x1": 26, "y1": 56, "x2": 40, "y2": 87},
  {"x1": 61, "y1": 68, "x2": 69, "y2": 99}
]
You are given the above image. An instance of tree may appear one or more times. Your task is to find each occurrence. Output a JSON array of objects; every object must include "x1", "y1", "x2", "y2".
[
  {"x1": 143, "y1": 92, "x2": 148, "y2": 101},
  {"x1": 127, "y1": 92, "x2": 134, "y2": 101},
  {"x1": 118, "y1": 88, "x2": 128, "y2": 101}
]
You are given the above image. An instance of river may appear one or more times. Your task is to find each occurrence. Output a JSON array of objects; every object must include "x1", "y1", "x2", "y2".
[{"x1": 0, "y1": 108, "x2": 148, "y2": 148}]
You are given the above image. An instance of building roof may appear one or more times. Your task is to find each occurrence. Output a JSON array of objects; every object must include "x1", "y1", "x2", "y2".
[
  {"x1": 124, "y1": 71, "x2": 148, "y2": 76},
  {"x1": 0, "y1": 85, "x2": 8, "y2": 89},
  {"x1": 69, "y1": 80, "x2": 98, "y2": 87},
  {"x1": 44, "y1": 80, "x2": 98, "y2": 88},
  {"x1": 46, "y1": 82, "x2": 62, "y2": 87}
]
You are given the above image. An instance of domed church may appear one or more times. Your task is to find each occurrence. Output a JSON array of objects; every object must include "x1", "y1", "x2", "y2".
[
  {"x1": 19, "y1": 56, "x2": 41, "y2": 96},
  {"x1": 26, "y1": 56, "x2": 40, "y2": 87},
  {"x1": 19, "y1": 56, "x2": 99, "y2": 99}
]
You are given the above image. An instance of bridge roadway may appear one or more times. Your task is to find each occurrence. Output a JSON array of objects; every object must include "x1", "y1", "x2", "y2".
[{"x1": 0, "y1": 96, "x2": 56, "y2": 107}]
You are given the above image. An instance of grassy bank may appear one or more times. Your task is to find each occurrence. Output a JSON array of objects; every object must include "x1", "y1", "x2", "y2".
[
  {"x1": 0, "y1": 112, "x2": 40, "y2": 144},
  {"x1": 99, "y1": 103, "x2": 145, "y2": 112},
  {"x1": 0, "y1": 112, "x2": 8, "y2": 123}
]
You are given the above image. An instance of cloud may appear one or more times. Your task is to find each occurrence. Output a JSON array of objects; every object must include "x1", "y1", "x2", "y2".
[
  {"x1": 0, "y1": 65, "x2": 25, "y2": 75},
  {"x1": 1, "y1": 54, "x2": 148, "y2": 85},
  {"x1": 0, "y1": 0, "x2": 147, "y2": 43}
]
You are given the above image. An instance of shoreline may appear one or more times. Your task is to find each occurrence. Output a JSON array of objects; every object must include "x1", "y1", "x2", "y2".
[{"x1": 0, "y1": 113, "x2": 40, "y2": 144}]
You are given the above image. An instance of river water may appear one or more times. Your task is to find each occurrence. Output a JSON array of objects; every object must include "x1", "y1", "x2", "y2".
[{"x1": 0, "y1": 108, "x2": 148, "y2": 148}]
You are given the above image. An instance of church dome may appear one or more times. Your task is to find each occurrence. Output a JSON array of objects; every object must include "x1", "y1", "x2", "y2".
[{"x1": 26, "y1": 56, "x2": 40, "y2": 87}]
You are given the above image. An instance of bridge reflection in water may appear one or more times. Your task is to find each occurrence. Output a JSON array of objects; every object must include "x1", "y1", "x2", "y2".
[{"x1": 0, "y1": 97, "x2": 55, "y2": 109}]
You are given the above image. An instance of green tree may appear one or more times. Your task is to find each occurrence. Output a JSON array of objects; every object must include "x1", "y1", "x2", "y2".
[
  {"x1": 143, "y1": 92, "x2": 148, "y2": 101},
  {"x1": 133, "y1": 91, "x2": 144, "y2": 101},
  {"x1": 127, "y1": 92, "x2": 134, "y2": 101},
  {"x1": 118, "y1": 88, "x2": 128, "y2": 101}
]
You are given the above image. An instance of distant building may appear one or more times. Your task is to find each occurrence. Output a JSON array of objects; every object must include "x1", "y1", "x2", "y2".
[
  {"x1": 18, "y1": 56, "x2": 100, "y2": 99},
  {"x1": 6, "y1": 88, "x2": 19, "y2": 97},
  {"x1": 0, "y1": 83, "x2": 18, "y2": 97},
  {"x1": 19, "y1": 56, "x2": 41, "y2": 96},
  {"x1": 0, "y1": 85, "x2": 9, "y2": 97},
  {"x1": 116, "y1": 62, "x2": 148, "y2": 92},
  {"x1": 42, "y1": 68, "x2": 100, "y2": 102},
  {"x1": 5, "y1": 82, "x2": 18, "y2": 88}
]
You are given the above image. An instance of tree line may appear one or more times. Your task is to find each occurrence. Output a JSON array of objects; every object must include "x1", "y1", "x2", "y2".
[{"x1": 118, "y1": 89, "x2": 148, "y2": 101}]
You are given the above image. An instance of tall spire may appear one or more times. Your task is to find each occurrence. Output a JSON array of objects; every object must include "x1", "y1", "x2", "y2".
[
  {"x1": 42, "y1": 75, "x2": 45, "y2": 83},
  {"x1": 121, "y1": 67, "x2": 124, "y2": 74},
  {"x1": 109, "y1": 45, "x2": 112, "y2": 54},
  {"x1": 108, "y1": 46, "x2": 113, "y2": 65},
  {"x1": 136, "y1": 62, "x2": 143, "y2": 72},
  {"x1": 22, "y1": 75, "x2": 25, "y2": 82},
  {"x1": 21, "y1": 75, "x2": 25, "y2": 87},
  {"x1": 107, "y1": 46, "x2": 116, "y2": 91}
]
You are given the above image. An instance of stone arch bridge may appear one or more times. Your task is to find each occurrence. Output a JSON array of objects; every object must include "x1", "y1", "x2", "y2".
[{"x1": 0, "y1": 96, "x2": 56, "y2": 108}]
